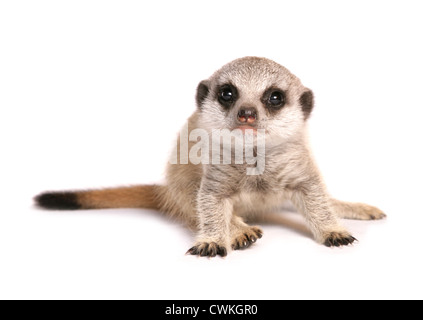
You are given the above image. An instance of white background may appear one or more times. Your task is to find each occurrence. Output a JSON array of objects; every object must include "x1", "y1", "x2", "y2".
[{"x1": 1, "y1": 0, "x2": 422, "y2": 300}]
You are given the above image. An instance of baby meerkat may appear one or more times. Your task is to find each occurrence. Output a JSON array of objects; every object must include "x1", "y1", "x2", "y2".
[{"x1": 35, "y1": 57, "x2": 385, "y2": 257}]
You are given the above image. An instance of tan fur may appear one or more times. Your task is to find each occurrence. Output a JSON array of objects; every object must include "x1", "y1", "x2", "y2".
[
  {"x1": 76, "y1": 185, "x2": 163, "y2": 210},
  {"x1": 36, "y1": 56, "x2": 385, "y2": 257}
]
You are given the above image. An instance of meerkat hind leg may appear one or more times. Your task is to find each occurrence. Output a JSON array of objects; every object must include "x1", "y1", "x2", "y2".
[{"x1": 330, "y1": 199, "x2": 386, "y2": 220}]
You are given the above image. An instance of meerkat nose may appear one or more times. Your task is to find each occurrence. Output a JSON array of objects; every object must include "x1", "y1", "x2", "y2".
[{"x1": 238, "y1": 107, "x2": 257, "y2": 124}]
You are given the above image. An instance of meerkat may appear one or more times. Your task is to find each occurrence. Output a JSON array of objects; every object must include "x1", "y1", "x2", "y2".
[{"x1": 35, "y1": 57, "x2": 385, "y2": 257}]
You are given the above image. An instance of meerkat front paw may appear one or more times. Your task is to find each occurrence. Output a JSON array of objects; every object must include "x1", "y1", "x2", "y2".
[
  {"x1": 323, "y1": 231, "x2": 357, "y2": 247},
  {"x1": 186, "y1": 242, "x2": 228, "y2": 257},
  {"x1": 231, "y1": 226, "x2": 263, "y2": 250}
]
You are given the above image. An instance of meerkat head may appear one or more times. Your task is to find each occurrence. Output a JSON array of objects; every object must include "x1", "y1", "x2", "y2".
[{"x1": 196, "y1": 57, "x2": 313, "y2": 142}]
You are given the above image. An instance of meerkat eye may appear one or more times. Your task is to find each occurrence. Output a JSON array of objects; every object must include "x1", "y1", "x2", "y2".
[
  {"x1": 269, "y1": 91, "x2": 284, "y2": 106},
  {"x1": 220, "y1": 88, "x2": 233, "y2": 102},
  {"x1": 218, "y1": 84, "x2": 238, "y2": 109},
  {"x1": 261, "y1": 88, "x2": 286, "y2": 112}
]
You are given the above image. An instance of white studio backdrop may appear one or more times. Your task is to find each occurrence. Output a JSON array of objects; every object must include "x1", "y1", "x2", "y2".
[{"x1": 0, "y1": 0, "x2": 422, "y2": 299}]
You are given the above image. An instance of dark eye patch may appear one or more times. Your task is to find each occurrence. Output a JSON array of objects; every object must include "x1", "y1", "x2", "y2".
[
  {"x1": 217, "y1": 83, "x2": 238, "y2": 109},
  {"x1": 261, "y1": 87, "x2": 286, "y2": 112}
]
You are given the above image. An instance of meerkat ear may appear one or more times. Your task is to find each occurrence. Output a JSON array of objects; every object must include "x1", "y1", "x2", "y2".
[
  {"x1": 299, "y1": 89, "x2": 314, "y2": 120},
  {"x1": 196, "y1": 80, "x2": 210, "y2": 110}
]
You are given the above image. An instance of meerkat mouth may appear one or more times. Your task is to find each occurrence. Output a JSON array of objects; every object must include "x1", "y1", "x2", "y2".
[{"x1": 237, "y1": 125, "x2": 258, "y2": 134}]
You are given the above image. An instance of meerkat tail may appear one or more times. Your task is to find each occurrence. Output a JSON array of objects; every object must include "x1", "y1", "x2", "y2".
[{"x1": 34, "y1": 185, "x2": 165, "y2": 210}]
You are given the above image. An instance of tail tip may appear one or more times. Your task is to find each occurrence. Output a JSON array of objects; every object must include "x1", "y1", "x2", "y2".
[{"x1": 34, "y1": 192, "x2": 81, "y2": 210}]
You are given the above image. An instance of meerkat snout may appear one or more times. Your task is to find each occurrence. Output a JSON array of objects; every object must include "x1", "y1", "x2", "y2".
[{"x1": 237, "y1": 107, "x2": 257, "y2": 124}]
